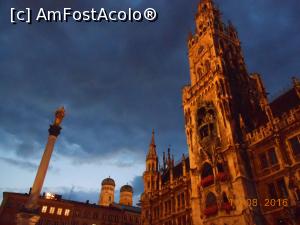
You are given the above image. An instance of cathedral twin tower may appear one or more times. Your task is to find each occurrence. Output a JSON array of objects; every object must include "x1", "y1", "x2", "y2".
[{"x1": 98, "y1": 177, "x2": 133, "y2": 206}]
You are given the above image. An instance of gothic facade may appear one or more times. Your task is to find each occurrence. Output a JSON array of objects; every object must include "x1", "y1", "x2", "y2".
[
  {"x1": 141, "y1": 131, "x2": 192, "y2": 225},
  {"x1": 141, "y1": 0, "x2": 300, "y2": 224}
]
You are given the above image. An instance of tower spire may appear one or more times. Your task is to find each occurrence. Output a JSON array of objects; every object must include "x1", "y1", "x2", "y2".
[
  {"x1": 146, "y1": 129, "x2": 157, "y2": 160},
  {"x1": 143, "y1": 130, "x2": 159, "y2": 194},
  {"x1": 150, "y1": 128, "x2": 155, "y2": 146}
]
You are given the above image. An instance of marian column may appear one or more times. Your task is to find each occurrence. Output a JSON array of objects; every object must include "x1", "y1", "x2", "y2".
[{"x1": 17, "y1": 107, "x2": 65, "y2": 225}]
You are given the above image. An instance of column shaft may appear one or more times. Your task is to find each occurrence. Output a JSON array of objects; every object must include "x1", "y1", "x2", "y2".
[{"x1": 25, "y1": 135, "x2": 57, "y2": 209}]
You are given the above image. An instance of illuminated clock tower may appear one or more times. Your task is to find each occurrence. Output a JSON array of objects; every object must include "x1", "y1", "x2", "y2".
[{"x1": 182, "y1": 0, "x2": 266, "y2": 224}]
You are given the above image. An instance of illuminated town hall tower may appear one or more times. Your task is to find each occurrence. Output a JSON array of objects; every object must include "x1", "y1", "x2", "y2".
[
  {"x1": 141, "y1": 0, "x2": 300, "y2": 224},
  {"x1": 182, "y1": 0, "x2": 269, "y2": 224}
]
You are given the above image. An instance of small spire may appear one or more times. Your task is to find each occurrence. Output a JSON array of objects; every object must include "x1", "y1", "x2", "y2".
[
  {"x1": 150, "y1": 129, "x2": 155, "y2": 146},
  {"x1": 146, "y1": 129, "x2": 157, "y2": 160}
]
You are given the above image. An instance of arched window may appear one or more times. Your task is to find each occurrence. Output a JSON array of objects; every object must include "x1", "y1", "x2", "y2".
[
  {"x1": 217, "y1": 163, "x2": 224, "y2": 173},
  {"x1": 200, "y1": 125, "x2": 209, "y2": 138},
  {"x1": 222, "y1": 192, "x2": 229, "y2": 203},
  {"x1": 201, "y1": 163, "x2": 214, "y2": 187},
  {"x1": 221, "y1": 192, "x2": 232, "y2": 212},
  {"x1": 201, "y1": 163, "x2": 213, "y2": 178},
  {"x1": 204, "y1": 192, "x2": 218, "y2": 217},
  {"x1": 197, "y1": 107, "x2": 206, "y2": 125},
  {"x1": 205, "y1": 192, "x2": 217, "y2": 207}
]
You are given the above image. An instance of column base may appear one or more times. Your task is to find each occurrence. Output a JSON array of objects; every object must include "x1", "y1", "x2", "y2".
[{"x1": 16, "y1": 211, "x2": 40, "y2": 225}]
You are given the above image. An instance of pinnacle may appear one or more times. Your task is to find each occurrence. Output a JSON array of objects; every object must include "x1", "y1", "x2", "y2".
[
  {"x1": 150, "y1": 129, "x2": 155, "y2": 146},
  {"x1": 147, "y1": 129, "x2": 157, "y2": 159}
]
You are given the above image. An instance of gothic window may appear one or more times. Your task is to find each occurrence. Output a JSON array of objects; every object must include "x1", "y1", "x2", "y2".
[
  {"x1": 205, "y1": 192, "x2": 217, "y2": 207},
  {"x1": 222, "y1": 192, "x2": 229, "y2": 204},
  {"x1": 267, "y1": 183, "x2": 278, "y2": 199},
  {"x1": 267, "y1": 178, "x2": 289, "y2": 199},
  {"x1": 201, "y1": 163, "x2": 213, "y2": 178},
  {"x1": 259, "y1": 152, "x2": 268, "y2": 169},
  {"x1": 200, "y1": 125, "x2": 209, "y2": 138},
  {"x1": 259, "y1": 148, "x2": 278, "y2": 170},
  {"x1": 197, "y1": 107, "x2": 206, "y2": 124},
  {"x1": 276, "y1": 178, "x2": 288, "y2": 198},
  {"x1": 268, "y1": 148, "x2": 278, "y2": 165},
  {"x1": 181, "y1": 193, "x2": 185, "y2": 207},
  {"x1": 217, "y1": 163, "x2": 224, "y2": 173},
  {"x1": 288, "y1": 135, "x2": 300, "y2": 156}
]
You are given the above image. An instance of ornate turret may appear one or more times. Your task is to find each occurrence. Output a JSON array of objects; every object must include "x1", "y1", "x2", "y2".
[{"x1": 143, "y1": 130, "x2": 159, "y2": 194}]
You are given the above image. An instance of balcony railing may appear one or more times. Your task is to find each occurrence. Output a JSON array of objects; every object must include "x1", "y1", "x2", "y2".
[
  {"x1": 217, "y1": 172, "x2": 228, "y2": 182},
  {"x1": 204, "y1": 205, "x2": 218, "y2": 217},
  {"x1": 201, "y1": 175, "x2": 214, "y2": 187},
  {"x1": 221, "y1": 202, "x2": 233, "y2": 213}
]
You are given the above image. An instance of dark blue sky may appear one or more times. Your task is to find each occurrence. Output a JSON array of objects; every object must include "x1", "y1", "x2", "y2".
[{"x1": 0, "y1": 0, "x2": 299, "y2": 204}]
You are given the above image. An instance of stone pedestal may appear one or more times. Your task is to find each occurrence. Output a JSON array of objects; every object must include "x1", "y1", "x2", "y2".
[{"x1": 16, "y1": 211, "x2": 40, "y2": 225}]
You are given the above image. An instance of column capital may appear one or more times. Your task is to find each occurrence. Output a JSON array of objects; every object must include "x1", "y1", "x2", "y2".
[{"x1": 48, "y1": 125, "x2": 62, "y2": 137}]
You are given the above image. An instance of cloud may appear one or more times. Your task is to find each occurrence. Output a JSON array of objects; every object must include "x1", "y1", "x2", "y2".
[
  {"x1": 0, "y1": 0, "x2": 194, "y2": 164},
  {"x1": 0, "y1": 156, "x2": 37, "y2": 171},
  {"x1": 130, "y1": 175, "x2": 143, "y2": 206},
  {"x1": 131, "y1": 175, "x2": 143, "y2": 196},
  {"x1": 54, "y1": 186, "x2": 99, "y2": 204}
]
